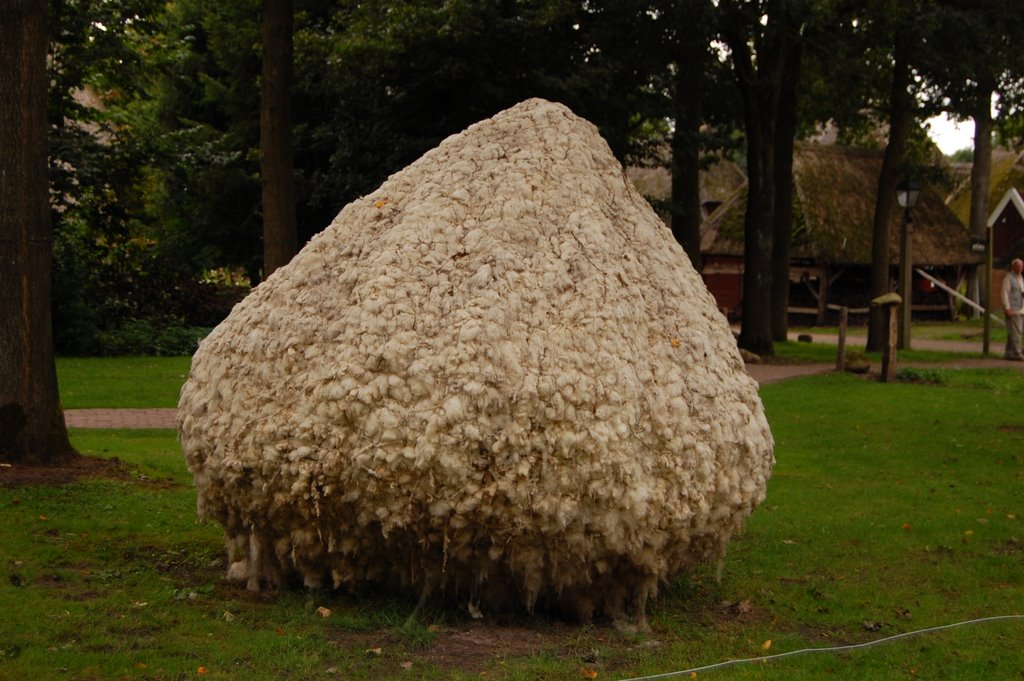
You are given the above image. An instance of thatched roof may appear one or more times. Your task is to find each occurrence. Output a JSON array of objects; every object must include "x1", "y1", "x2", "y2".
[
  {"x1": 626, "y1": 153, "x2": 746, "y2": 211},
  {"x1": 702, "y1": 143, "x2": 981, "y2": 266},
  {"x1": 947, "y1": 149, "x2": 1024, "y2": 224}
]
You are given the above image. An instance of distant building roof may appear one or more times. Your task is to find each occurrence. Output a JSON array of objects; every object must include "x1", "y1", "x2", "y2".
[
  {"x1": 626, "y1": 150, "x2": 746, "y2": 215},
  {"x1": 946, "y1": 148, "x2": 1024, "y2": 223},
  {"x1": 702, "y1": 143, "x2": 981, "y2": 267}
]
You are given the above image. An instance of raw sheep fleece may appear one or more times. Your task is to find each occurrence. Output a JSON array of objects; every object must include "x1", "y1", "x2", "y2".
[{"x1": 178, "y1": 98, "x2": 774, "y2": 624}]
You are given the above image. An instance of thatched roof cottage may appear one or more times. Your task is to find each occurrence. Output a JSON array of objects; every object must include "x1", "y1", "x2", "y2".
[{"x1": 701, "y1": 143, "x2": 981, "y2": 322}]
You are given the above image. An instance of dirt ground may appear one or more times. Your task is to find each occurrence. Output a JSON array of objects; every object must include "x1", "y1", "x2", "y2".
[{"x1": 0, "y1": 455, "x2": 131, "y2": 487}]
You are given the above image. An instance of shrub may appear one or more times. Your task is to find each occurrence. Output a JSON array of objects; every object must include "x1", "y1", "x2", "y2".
[{"x1": 95, "y1": 317, "x2": 209, "y2": 356}]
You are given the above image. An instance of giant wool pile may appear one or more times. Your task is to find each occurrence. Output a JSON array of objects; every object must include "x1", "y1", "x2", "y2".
[{"x1": 178, "y1": 98, "x2": 774, "y2": 625}]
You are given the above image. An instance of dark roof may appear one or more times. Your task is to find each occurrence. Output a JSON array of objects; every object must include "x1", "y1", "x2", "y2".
[{"x1": 702, "y1": 143, "x2": 981, "y2": 266}]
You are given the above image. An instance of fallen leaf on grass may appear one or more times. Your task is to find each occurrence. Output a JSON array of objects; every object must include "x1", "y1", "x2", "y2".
[
  {"x1": 274, "y1": 628, "x2": 285, "y2": 637},
  {"x1": 761, "y1": 640, "x2": 772, "y2": 651},
  {"x1": 38, "y1": 515, "x2": 48, "y2": 521},
  {"x1": 197, "y1": 667, "x2": 208, "y2": 676},
  {"x1": 365, "y1": 647, "x2": 382, "y2": 656},
  {"x1": 902, "y1": 523, "x2": 911, "y2": 530},
  {"x1": 400, "y1": 661, "x2": 413, "y2": 670},
  {"x1": 581, "y1": 669, "x2": 598, "y2": 679},
  {"x1": 316, "y1": 606, "x2": 331, "y2": 618},
  {"x1": 134, "y1": 663, "x2": 147, "y2": 670},
  {"x1": 223, "y1": 611, "x2": 236, "y2": 622}
]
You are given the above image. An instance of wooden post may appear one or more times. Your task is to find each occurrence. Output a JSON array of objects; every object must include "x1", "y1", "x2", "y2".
[
  {"x1": 983, "y1": 225, "x2": 993, "y2": 357},
  {"x1": 898, "y1": 207, "x2": 912, "y2": 350},
  {"x1": 883, "y1": 305, "x2": 898, "y2": 382},
  {"x1": 872, "y1": 293, "x2": 902, "y2": 383},
  {"x1": 836, "y1": 306, "x2": 848, "y2": 372},
  {"x1": 816, "y1": 266, "x2": 829, "y2": 326}
]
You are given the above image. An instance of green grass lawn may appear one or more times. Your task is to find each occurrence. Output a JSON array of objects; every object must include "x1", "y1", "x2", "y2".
[
  {"x1": 56, "y1": 357, "x2": 193, "y2": 409},
  {"x1": 5, "y1": 364, "x2": 1022, "y2": 679},
  {"x1": 772, "y1": 339, "x2": 983, "y2": 365},
  {"x1": 792, "y1": 319, "x2": 1008, "y2": 344}
]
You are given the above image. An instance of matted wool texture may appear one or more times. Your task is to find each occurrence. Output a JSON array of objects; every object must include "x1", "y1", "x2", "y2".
[{"x1": 178, "y1": 98, "x2": 774, "y2": 623}]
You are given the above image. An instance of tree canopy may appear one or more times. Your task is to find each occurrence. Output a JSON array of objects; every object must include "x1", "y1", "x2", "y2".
[{"x1": 37, "y1": 0, "x2": 1024, "y2": 358}]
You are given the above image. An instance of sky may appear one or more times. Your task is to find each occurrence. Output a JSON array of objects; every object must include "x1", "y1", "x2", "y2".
[{"x1": 927, "y1": 114, "x2": 974, "y2": 156}]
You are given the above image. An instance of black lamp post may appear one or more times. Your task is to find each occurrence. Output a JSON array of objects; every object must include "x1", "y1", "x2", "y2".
[{"x1": 896, "y1": 177, "x2": 921, "y2": 349}]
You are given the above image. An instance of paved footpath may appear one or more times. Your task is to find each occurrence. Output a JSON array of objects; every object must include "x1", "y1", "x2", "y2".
[
  {"x1": 64, "y1": 334, "x2": 1023, "y2": 430},
  {"x1": 65, "y1": 408, "x2": 178, "y2": 429}
]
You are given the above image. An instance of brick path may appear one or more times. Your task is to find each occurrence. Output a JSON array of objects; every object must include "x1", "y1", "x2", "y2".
[{"x1": 64, "y1": 408, "x2": 177, "y2": 429}]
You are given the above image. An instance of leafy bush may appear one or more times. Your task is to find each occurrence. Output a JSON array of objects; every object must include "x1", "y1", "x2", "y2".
[
  {"x1": 52, "y1": 224, "x2": 243, "y2": 356},
  {"x1": 94, "y1": 316, "x2": 210, "y2": 356},
  {"x1": 895, "y1": 367, "x2": 945, "y2": 384}
]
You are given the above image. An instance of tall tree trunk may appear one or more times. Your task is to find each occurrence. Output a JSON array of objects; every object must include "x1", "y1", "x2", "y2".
[
  {"x1": 0, "y1": 0, "x2": 76, "y2": 465},
  {"x1": 967, "y1": 86, "x2": 993, "y2": 314},
  {"x1": 969, "y1": 88, "x2": 993, "y2": 239},
  {"x1": 770, "y1": 36, "x2": 802, "y2": 342},
  {"x1": 721, "y1": 5, "x2": 791, "y2": 356},
  {"x1": 866, "y1": 32, "x2": 913, "y2": 352},
  {"x1": 260, "y1": 0, "x2": 297, "y2": 278},
  {"x1": 670, "y1": 51, "x2": 704, "y2": 271},
  {"x1": 737, "y1": 98, "x2": 776, "y2": 356}
]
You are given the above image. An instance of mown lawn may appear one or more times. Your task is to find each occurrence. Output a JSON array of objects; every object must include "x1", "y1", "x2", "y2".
[
  {"x1": 2, "y1": 365, "x2": 1022, "y2": 679},
  {"x1": 56, "y1": 357, "x2": 193, "y2": 409}
]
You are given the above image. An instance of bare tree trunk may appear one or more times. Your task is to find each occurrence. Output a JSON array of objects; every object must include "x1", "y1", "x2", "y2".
[
  {"x1": 738, "y1": 104, "x2": 776, "y2": 356},
  {"x1": 720, "y1": 0, "x2": 788, "y2": 357},
  {"x1": 260, "y1": 0, "x2": 297, "y2": 278},
  {"x1": 770, "y1": 36, "x2": 802, "y2": 342},
  {"x1": 670, "y1": 53, "x2": 704, "y2": 271},
  {"x1": 967, "y1": 87, "x2": 993, "y2": 315},
  {"x1": 866, "y1": 32, "x2": 913, "y2": 352},
  {"x1": 0, "y1": 0, "x2": 76, "y2": 465},
  {"x1": 969, "y1": 92, "x2": 993, "y2": 240}
]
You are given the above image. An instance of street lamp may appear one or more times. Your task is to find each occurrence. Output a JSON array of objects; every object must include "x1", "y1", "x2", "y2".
[{"x1": 896, "y1": 177, "x2": 920, "y2": 350}]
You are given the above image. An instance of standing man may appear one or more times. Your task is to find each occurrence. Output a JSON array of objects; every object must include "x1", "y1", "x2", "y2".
[{"x1": 1002, "y1": 258, "x2": 1024, "y2": 361}]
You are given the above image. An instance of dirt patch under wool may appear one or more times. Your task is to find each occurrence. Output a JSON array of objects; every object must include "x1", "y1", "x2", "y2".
[
  {"x1": 329, "y1": 621, "x2": 613, "y2": 674},
  {"x1": 0, "y1": 455, "x2": 131, "y2": 488},
  {"x1": 0, "y1": 455, "x2": 179, "y2": 489}
]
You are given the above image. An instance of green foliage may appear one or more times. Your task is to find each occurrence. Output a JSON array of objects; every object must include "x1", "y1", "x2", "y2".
[
  {"x1": 93, "y1": 317, "x2": 209, "y2": 357},
  {"x1": 46, "y1": 0, "x2": 244, "y2": 354},
  {"x1": 895, "y1": 366, "x2": 945, "y2": 384},
  {"x1": 949, "y1": 146, "x2": 974, "y2": 163}
]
